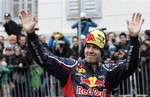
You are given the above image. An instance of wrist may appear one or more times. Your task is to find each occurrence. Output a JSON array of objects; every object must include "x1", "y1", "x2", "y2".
[
  {"x1": 26, "y1": 29, "x2": 35, "y2": 34},
  {"x1": 129, "y1": 33, "x2": 138, "y2": 37}
]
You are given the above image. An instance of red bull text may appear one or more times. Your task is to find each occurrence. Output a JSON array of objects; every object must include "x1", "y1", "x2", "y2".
[{"x1": 76, "y1": 86, "x2": 106, "y2": 97}]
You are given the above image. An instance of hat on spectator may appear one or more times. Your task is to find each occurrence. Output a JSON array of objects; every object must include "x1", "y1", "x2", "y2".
[
  {"x1": 54, "y1": 33, "x2": 61, "y2": 39},
  {"x1": 56, "y1": 40, "x2": 65, "y2": 45},
  {"x1": 5, "y1": 46, "x2": 12, "y2": 51},
  {"x1": 4, "y1": 13, "x2": 11, "y2": 17},
  {"x1": 145, "y1": 30, "x2": 150, "y2": 37},
  {"x1": 80, "y1": 12, "x2": 87, "y2": 18},
  {"x1": 81, "y1": 34, "x2": 86, "y2": 40},
  {"x1": 8, "y1": 34, "x2": 17, "y2": 42}
]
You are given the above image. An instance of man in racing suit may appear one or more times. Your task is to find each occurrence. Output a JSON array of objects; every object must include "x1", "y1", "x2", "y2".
[{"x1": 19, "y1": 10, "x2": 144, "y2": 97}]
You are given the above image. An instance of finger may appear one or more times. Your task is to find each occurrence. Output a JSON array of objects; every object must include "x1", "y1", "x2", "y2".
[
  {"x1": 138, "y1": 13, "x2": 142, "y2": 22},
  {"x1": 140, "y1": 18, "x2": 144, "y2": 26},
  {"x1": 136, "y1": 13, "x2": 141, "y2": 23},
  {"x1": 19, "y1": 15, "x2": 23, "y2": 22},
  {"x1": 27, "y1": 9, "x2": 32, "y2": 17},
  {"x1": 135, "y1": 13, "x2": 140, "y2": 22},
  {"x1": 20, "y1": 10, "x2": 26, "y2": 16},
  {"x1": 20, "y1": 10, "x2": 27, "y2": 19},
  {"x1": 132, "y1": 13, "x2": 135, "y2": 22},
  {"x1": 19, "y1": 10, "x2": 24, "y2": 16},
  {"x1": 126, "y1": 20, "x2": 130, "y2": 25},
  {"x1": 33, "y1": 16, "x2": 37, "y2": 22}
]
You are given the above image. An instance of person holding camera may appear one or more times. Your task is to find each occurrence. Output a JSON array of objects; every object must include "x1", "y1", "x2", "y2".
[
  {"x1": 53, "y1": 38, "x2": 71, "y2": 58},
  {"x1": 71, "y1": 12, "x2": 98, "y2": 36},
  {"x1": 102, "y1": 32, "x2": 118, "y2": 64},
  {"x1": 3, "y1": 13, "x2": 22, "y2": 36}
]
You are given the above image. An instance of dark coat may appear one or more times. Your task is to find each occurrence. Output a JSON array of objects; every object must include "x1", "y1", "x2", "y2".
[{"x1": 3, "y1": 20, "x2": 22, "y2": 36}]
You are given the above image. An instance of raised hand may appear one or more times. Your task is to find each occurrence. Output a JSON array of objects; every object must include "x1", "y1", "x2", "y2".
[
  {"x1": 19, "y1": 9, "x2": 36, "y2": 34},
  {"x1": 126, "y1": 13, "x2": 144, "y2": 37}
]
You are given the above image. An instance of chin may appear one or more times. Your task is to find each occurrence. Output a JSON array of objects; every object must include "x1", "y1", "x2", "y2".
[{"x1": 85, "y1": 58, "x2": 97, "y2": 64}]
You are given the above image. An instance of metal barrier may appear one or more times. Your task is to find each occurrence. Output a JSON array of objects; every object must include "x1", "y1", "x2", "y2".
[
  {"x1": 111, "y1": 61, "x2": 150, "y2": 97},
  {"x1": 0, "y1": 62, "x2": 149, "y2": 97}
]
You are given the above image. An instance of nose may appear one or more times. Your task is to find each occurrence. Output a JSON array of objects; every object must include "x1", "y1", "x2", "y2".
[{"x1": 88, "y1": 47, "x2": 94, "y2": 52}]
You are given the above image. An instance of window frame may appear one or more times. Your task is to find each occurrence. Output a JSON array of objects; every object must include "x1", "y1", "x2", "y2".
[
  {"x1": 66, "y1": 0, "x2": 102, "y2": 20},
  {"x1": 0, "y1": 0, "x2": 38, "y2": 24}
]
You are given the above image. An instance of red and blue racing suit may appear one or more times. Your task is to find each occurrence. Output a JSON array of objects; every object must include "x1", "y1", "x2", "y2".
[{"x1": 27, "y1": 32, "x2": 140, "y2": 97}]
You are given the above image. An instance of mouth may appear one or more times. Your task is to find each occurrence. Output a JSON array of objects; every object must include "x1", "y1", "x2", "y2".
[{"x1": 87, "y1": 55, "x2": 95, "y2": 58}]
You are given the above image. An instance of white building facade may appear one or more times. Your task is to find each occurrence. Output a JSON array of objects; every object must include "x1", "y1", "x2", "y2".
[
  {"x1": 37, "y1": 0, "x2": 150, "y2": 37},
  {"x1": 0, "y1": 0, "x2": 150, "y2": 38}
]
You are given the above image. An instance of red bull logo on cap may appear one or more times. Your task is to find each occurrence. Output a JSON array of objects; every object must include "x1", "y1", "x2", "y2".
[
  {"x1": 86, "y1": 33, "x2": 96, "y2": 42},
  {"x1": 80, "y1": 76, "x2": 105, "y2": 88}
]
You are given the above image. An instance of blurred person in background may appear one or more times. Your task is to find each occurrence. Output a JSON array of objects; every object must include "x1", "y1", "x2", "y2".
[
  {"x1": 10, "y1": 46, "x2": 29, "y2": 97},
  {"x1": 29, "y1": 61, "x2": 44, "y2": 97},
  {"x1": 0, "y1": 59, "x2": 11, "y2": 97},
  {"x1": 118, "y1": 32, "x2": 129, "y2": 53},
  {"x1": 111, "y1": 49, "x2": 126, "y2": 62},
  {"x1": 81, "y1": 34, "x2": 86, "y2": 46},
  {"x1": 139, "y1": 42, "x2": 150, "y2": 95},
  {"x1": 48, "y1": 32, "x2": 71, "y2": 52},
  {"x1": 0, "y1": 42, "x2": 4, "y2": 55},
  {"x1": 18, "y1": 34, "x2": 33, "y2": 66},
  {"x1": 7, "y1": 34, "x2": 18, "y2": 51},
  {"x1": 71, "y1": 12, "x2": 97, "y2": 36},
  {"x1": 39, "y1": 34, "x2": 49, "y2": 52},
  {"x1": 102, "y1": 32, "x2": 118, "y2": 64},
  {"x1": 79, "y1": 34, "x2": 87, "y2": 59},
  {"x1": 143, "y1": 30, "x2": 150, "y2": 48},
  {"x1": 0, "y1": 35, "x2": 4, "y2": 45},
  {"x1": 0, "y1": 54, "x2": 3, "y2": 97},
  {"x1": 3, "y1": 13, "x2": 22, "y2": 36},
  {"x1": 53, "y1": 37, "x2": 71, "y2": 58},
  {"x1": 3, "y1": 46, "x2": 14, "y2": 66},
  {"x1": 139, "y1": 42, "x2": 150, "y2": 64},
  {"x1": 0, "y1": 35, "x2": 5, "y2": 54},
  {"x1": 70, "y1": 36, "x2": 80, "y2": 60}
]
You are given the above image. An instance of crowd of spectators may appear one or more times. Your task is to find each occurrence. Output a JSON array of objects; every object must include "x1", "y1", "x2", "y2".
[{"x1": 0, "y1": 12, "x2": 150, "y2": 97}]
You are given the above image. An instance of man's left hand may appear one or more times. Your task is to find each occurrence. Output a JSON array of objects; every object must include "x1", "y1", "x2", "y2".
[{"x1": 126, "y1": 13, "x2": 144, "y2": 37}]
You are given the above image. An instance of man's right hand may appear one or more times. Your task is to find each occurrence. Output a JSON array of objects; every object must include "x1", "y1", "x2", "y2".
[{"x1": 19, "y1": 9, "x2": 36, "y2": 34}]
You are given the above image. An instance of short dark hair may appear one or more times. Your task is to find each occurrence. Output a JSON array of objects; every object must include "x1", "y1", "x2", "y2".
[
  {"x1": 72, "y1": 36, "x2": 78, "y2": 41},
  {"x1": 107, "y1": 32, "x2": 116, "y2": 37},
  {"x1": 119, "y1": 32, "x2": 127, "y2": 38},
  {"x1": 145, "y1": 30, "x2": 150, "y2": 37}
]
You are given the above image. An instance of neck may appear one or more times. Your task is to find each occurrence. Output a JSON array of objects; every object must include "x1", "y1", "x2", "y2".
[{"x1": 91, "y1": 65, "x2": 97, "y2": 72}]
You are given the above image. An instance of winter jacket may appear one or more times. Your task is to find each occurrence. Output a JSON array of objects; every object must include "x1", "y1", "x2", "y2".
[{"x1": 27, "y1": 32, "x2": 140, "y2": 97}]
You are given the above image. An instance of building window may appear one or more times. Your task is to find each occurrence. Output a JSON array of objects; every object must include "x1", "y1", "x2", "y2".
[
  {"x1": 66, "y1": 0, "x2": 102, "y2": 19},
  {"x1": 12, "y1": 0, "x2": 38, "y2": 23},
  {"x1": 0, "y1": 0, "x2": 38, "y2": 23}
]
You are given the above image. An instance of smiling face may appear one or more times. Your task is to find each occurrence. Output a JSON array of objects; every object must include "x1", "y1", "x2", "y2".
[{"x1": 84, "y1": 44, "x2": 101, "y2": 64}]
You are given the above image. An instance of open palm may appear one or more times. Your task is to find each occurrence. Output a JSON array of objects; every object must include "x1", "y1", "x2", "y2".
[
  {"x1": 127, "y1": 13, "x2": 144, "y2": 37},
  {"x1": 19, "y1": 9, "x2": 36, "y2": 34}
]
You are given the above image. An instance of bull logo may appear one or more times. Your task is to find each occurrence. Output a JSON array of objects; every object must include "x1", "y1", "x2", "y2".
[
  {"x1": 86, "y1": 34, "x2": 96, "y2": 42},
  {"x1": 80, "y1": 76, "x2": 105, "y2": 88}
]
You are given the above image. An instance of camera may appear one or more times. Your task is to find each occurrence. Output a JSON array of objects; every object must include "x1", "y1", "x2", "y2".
[{"x1": 112, "y1": 39, "x2": 116, "y2": 43}]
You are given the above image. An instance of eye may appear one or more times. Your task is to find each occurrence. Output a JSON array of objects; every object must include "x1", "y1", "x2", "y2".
[
  {"x1": 93, "y1": 45, "x2": 99, "y2": 50},
  {"x1": 85, "y1": 45, "x2": 90, "y2": 49}
]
